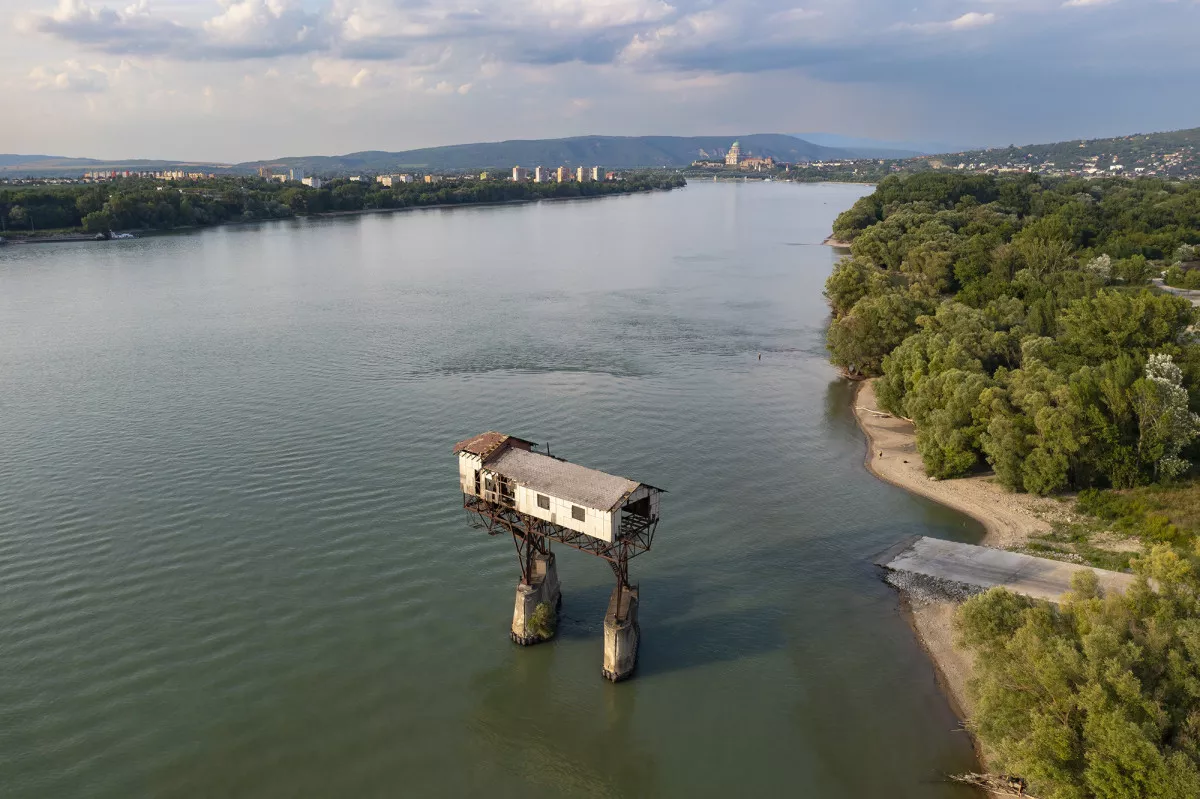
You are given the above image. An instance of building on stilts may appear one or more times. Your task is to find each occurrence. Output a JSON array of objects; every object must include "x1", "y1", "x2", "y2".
[{"x1": 453, "y1": 431, "x2": 663, "y2": 681}]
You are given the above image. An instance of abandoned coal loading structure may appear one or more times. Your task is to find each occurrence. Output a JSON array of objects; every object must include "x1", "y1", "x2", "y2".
[{"x1": 454, "y1": 432, "x2": 664, "y2": 681}]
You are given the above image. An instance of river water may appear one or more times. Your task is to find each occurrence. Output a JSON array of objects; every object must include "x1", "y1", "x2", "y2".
[{"x1": 0, "y1": 182, "x2": 984, "y2": 797}]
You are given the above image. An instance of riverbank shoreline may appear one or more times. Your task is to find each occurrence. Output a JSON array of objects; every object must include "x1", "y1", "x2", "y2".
[
  {"x1": 0, "y1": 185, "x2": 680, "y2": 245},
  {"x1": 853, "y1": 379, "x2": 1055, "y2": 549},
  {"x1": 897, "y1": 595, "x2": 986, "y2": 758},
  {"x1": 852, "y1": 378, "x2": 1058, "y2": 784}
]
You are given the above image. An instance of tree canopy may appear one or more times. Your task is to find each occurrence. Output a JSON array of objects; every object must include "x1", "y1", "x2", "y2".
[
  {"x1": 0, "y1": 172, "x2": 686, "y2": 236},
  {"x1": 826, "y1": 174, "x2": 1200, "y2": 494},
  {"x1": 957, "y1": 549, "x2": 1200, "y2": 799}
]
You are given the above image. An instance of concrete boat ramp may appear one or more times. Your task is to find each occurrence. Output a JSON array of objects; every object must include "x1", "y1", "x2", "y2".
[{"x1": 877, "y1": 536, "x2": 1136, "y2": 603}]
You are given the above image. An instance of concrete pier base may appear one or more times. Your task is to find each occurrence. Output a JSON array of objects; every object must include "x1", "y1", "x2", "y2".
[
  {"x1": 602, "y1": 584, "x2": 639, "y2": 682},
  {"x1": 510, "y1": 552, "x2": 562, "y2": 645}
]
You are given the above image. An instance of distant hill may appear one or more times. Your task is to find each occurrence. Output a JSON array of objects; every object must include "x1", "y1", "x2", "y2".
[
  {"x1": 238, "y1": 134, "x2": 862, "y2": 174},
  {"x1": 925, "y1": 127, "x2": 1200, "y2": 176},
  {"x1": 0, "y1": 135, "x2": 850, "y2": 177},
  {"x1": 5, "y1": 126, "x2": 1198, "y2": 179},
  {"x1": 0, "y1": 155, "x2": 234, "y2": 176},
  {"x1": 790, "y1": 134, "x2": 933, "y2": 159},
  {"x1": 0, "y1": 155, "x2": 70, "y2": 168}
]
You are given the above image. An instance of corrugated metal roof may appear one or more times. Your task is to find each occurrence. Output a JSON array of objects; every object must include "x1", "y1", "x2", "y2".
[{"x1": 487, "y1": 448, "x2": 640, "y2": 512}]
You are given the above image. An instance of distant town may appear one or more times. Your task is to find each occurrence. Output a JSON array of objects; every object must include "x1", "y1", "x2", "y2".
[
  {"x1": 0, "y1": 163, "x2": 618, "y2": 189},
  {"x1": 0, "y1": 165, "x2": 683, "y2": 240},
  {"x1": 2, "y1": 127, "x2": 1198, "y2": 189},
  {"x1": 688, "y1": 132, "x2": 1200, "y2": 182}
]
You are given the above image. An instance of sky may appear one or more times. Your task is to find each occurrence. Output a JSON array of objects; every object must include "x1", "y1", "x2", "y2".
[{"x1": 2, "y1": 0, "x2": 1198, "y2": 163}]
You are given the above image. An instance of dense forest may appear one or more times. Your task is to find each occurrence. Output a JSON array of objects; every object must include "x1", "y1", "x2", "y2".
[
  {"x1": 0, "y1": 172, "x2": 686, "y2": 236},
  {"x1": 827, "y1": 174, "x2": 1200, "y2": 494},
  {"x1": 827, "y1": 173, "x2": 1200, "y2": 797}
]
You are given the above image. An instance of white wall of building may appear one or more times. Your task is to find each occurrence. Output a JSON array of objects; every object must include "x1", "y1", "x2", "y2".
[
  {"x1": 458, "y1": 452, "x2": 483, "y2": 495},
  {"x1": 513, "y1": 484, "x2": 615, "y2": 542}
]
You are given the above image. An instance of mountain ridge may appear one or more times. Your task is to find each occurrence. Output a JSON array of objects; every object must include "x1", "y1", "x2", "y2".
[
  {"x1": 0, "y1": 134, "x2": 866, "y2": 175},
  {"x1": 236, "y1": 134, "x2": 862, "y2": 173},
  {"x1": 3, "y1": 126, "x2": 1198, "y2": 177}
]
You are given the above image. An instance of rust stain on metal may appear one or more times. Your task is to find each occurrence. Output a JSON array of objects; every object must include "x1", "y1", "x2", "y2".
[{"x1": 452, "y1": 431, "x2": 534, "y2": 462}]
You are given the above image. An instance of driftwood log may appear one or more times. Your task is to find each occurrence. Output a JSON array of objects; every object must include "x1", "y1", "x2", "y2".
[
  {"x1": 949, "y1": 772, "x2": 1035, "y2": 797},
  {"x1": 854, "y1": 406, "x2": 916, "y2": 424}
]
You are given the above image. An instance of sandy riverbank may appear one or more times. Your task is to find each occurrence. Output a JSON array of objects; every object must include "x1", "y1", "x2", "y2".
[
  {"x1": 854, "y1": 379, "x2": 1056, "y2": 549},
  {"x1": 853, "y1": 378, "x2": 1063, "y2": 780}
]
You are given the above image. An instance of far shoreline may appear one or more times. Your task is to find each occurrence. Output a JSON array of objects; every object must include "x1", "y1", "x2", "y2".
[{"x1": 0, "y1": 185, "x2": 681, "y2": 246}]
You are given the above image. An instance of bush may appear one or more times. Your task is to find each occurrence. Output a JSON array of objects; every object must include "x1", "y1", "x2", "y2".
[
  {"x1": 956, "y1": 550, "x2": 1200, "y2": 799},
  {"x1": 528, "y1": 601, "x2": 556, "y2": 640}
]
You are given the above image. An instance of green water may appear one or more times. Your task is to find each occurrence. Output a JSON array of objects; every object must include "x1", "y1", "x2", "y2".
[{"x1": 0, "y1": 182, "x2": 984, "y2": 797}]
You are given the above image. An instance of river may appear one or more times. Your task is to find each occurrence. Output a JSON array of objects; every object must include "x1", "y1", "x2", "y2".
[{"x1": 0, "y1": 182, "x2": 984, "y2": 797}]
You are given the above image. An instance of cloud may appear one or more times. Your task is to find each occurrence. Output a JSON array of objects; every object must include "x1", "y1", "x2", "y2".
[
  {"x1": 311, "y1": 58, "x2": 385, "y2": 88},
  {"x1": 18, "y1": 0, "x2": 1200, "y2": 121},
  {"x1": 947, "y1": 12, "x2": 996, "y2": 29},
  {"x1": 1063, "y1": 0, "x2": 1117, "y2": 6},
  {"x1": 619, "y1": 10, "x2": 733, "y2": 66},
  {"x1": 202, "y1": 0, "x2": 327, "y2": 57},
  {"x1": 770, "y1": 7, "x2": 822, "y2": 24},
  {"x1": 31, "y1": 0, "x2": 189, "y2": 56},
  {"x1": 31, "y1": 0, "x2": 328, "y2": 59},
  {"x1": 28, "y1": 59, "x2": 110, "y2": 91},
  {"x1": 328, "y1": 0, "x2": 676, "y2": 67},
  {"x1": 6, "y1": 0, "x2": 1200, "y2": 165},
  {"x1": 906, "y1": 11, "x2": 997, "y2": 32}
]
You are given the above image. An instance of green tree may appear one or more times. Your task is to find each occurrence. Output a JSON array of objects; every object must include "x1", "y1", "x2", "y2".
[
  {"x1": 1068, "y1": 355, "x2": 1142, "y2": 489},
  {"x1": 876, "y1": 302, "x2": 1017, "y2": 418},
  {"x1": 1113, "y1": 254, "x2": 1152, "y2": 284},
  {"x1": 907, "y1": 368, "x2": 991, "y2": 477},
  {"x1": 980, "y1": 358, "x2": 1088, "y2": 494},
  {"x1": 1133, "y1": 354, "x2": 1200, "y2": 481},
  {"x1": 956, "y1": 549, "x2": 1200, "y2": 799},
  {"x1": 830, "y1": 196, "x2": 879, "y2": 241},
  {"x1": 81, "y1": 210, "x2": 114, "y2": 233},
  {"x1": 823, "y1": 256, "x2": 890, "y2": 316},
  {"x1": 75, "y1": 190, "x2": 105, "y2": 218},
  {"x1": 1057, "y1": 291, "x2": 1193, "y2": 366},
  {"x1": 826, "y1": 291, "x2": 931, "y2": 376}
]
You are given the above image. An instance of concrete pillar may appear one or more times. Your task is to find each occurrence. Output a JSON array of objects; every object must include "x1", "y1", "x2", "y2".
[
  {"x1": 602, "y1": 584, "x2": 639, "y2": 682},
  {"x1": 510, "y1": 552, "x2": 561, "y2": 645}
]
